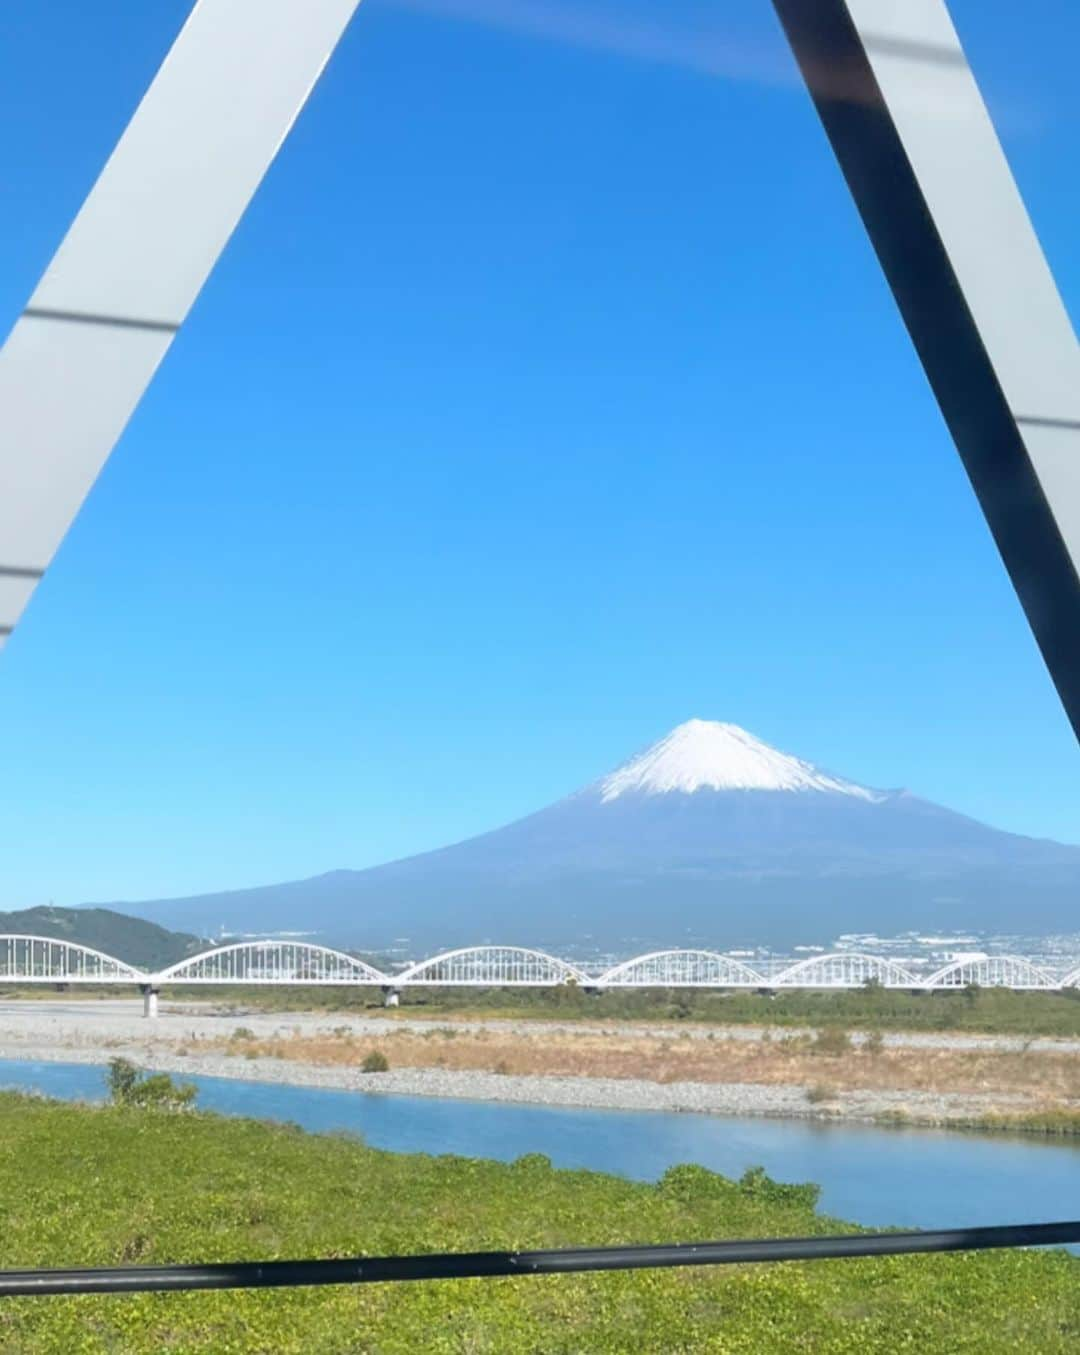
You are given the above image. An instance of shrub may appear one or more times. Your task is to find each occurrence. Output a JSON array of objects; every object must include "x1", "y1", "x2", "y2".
[
  {"x1": 105, "y1": 1058, "x2": 197, "y2": 1110},
  {"x1": 553, "y1": 978, "x2": 586, "y2": 1010},
  {"x1": 863, "y1": 1030, "x2": 885, "y2": 1056},
  {"x1": 514, "y1": 1153, "x2": 552, "y2": 1172},
  {"x1": 658, "y1": 1163, "x2": 739, "y2": 1203},
  {"x1": 105, "y1": 1057, "x2": 138, "y2": 1103},
  {"x1": 361, "y1": 1050, "x2": 389, "y2": 1074},
  {"x1": 806, "y1": 1083, "x2": 837, "y2": 1105},
  {"x1": 231, "y1": 1027, "x2": 256, "y2": 1041},
  {"x1": 738, "y1": 1165, "x2": 821, "y2": 1211},
  {"x1": 811, "y1": 1028, "x2": 853, "y2": 1056},
  {"x1": 129, "y1": 1074, "x2": 198, "y2": 1109}
]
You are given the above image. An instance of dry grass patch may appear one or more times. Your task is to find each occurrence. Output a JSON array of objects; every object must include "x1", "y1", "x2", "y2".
[{"x1": 197, "y1": 1024, "x2": 1080, "y2": 1111}]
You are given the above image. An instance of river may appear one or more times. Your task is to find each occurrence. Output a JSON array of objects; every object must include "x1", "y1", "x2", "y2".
[{"x1": 3, "y1": 1057, "x2": 1078, "y2": 1236}]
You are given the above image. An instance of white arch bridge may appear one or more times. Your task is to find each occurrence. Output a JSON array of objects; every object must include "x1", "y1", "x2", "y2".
[{"x1": 0, "y1": 936, "x2": 1078, "y2": 1017}]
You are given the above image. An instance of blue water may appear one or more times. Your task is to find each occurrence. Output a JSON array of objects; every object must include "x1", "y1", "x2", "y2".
[{"x1": 3, "y1": 1059, "x2": 1079, "y2": 1234}]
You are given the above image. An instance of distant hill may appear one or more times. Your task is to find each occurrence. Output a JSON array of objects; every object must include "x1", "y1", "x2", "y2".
[
  {"x1": 106, "y1": 721, "x2": 1080, "y2": 953},
  {"x1": 0, "y1": 906, "x2": 207, "y2": 971}
]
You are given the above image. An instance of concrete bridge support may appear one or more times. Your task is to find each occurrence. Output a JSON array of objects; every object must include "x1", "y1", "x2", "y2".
[{"x1": 141, "y1": 986, "x2": 160, "y2": 1019}]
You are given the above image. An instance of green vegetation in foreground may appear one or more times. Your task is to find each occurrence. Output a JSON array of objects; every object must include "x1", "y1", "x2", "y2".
[
  {"x1": 0, "y1": 1093, "x2": 1077, "y2": 1353},
  {"x1": 169, "y1": 978, "x2": 1080, "y2": 1038},
  {"x1": 0, "y1": 906, "x2": 207, "y2": 970}
]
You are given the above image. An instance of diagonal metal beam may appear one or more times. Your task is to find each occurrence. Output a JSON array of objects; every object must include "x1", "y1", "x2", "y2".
[
  {"x1": 0, "y1": 0, "x2": 364, "y2": 650},
  {"x1": 771, "y1": 0, "x2": 1080, "y2": 741}
]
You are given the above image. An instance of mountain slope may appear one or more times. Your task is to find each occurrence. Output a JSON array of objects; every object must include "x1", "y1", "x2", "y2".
[
  {"x1": 0, "y1": 907, "x2": 207, "y2": 970},
  {"x1": 104, "y1": 720, "x2": 1080, "y2": 951}
]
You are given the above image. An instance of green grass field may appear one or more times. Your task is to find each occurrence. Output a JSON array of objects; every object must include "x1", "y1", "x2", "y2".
[
  {"x1": 159, "y1": 978, "x2": 1080, "y2": 1038},
  {"x1": 0, "y1": 1091, "x2": 1076, "y2": 1353}
]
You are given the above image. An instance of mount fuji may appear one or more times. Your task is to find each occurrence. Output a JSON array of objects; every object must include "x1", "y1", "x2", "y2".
[{"x1": 113, "y1": 721, "x2": 1080, "y2": 951}]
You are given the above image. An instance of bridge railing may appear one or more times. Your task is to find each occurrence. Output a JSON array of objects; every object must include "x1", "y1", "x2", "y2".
[
  {"x1": 0, "y1": 935, "x2": 147, "y2": 984},
  {"x1": 1, "y1": 935, "x2": 1078, "y2": 995},
  {"x1": 922, "y1": 955, "x2": 1059, "y2": 991},
  {"x1": 597, "y1": 950, "x2": 767, "y2": 988},
  {"x1": 394, "y1": 946, "x2": 591, "y2": 988},
  {"x1": 770, "y1": 952, "x2": 922, "y2": 989},
  {"x1": 157, "y1": 941, "x2": 389, "y2": 986}
]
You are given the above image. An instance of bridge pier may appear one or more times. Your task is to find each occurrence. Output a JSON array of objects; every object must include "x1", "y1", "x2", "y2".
[
  {"x1": 141, "y1": 985, "x2": 160, "y2": 1019},
  {"x1": 382, "y1": 986, "x2": 401, "y2": 1008}
]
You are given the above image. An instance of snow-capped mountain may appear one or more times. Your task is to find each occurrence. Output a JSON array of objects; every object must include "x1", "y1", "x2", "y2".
[
  {"x1": 596, "y1": 720, "x2": 881, "y2": 801},
  {"x1": 112, "y1": 720, "x2": 1080, "y2": 950}
]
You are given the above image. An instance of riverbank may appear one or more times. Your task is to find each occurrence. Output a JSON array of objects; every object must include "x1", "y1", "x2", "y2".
[
  {"x1": 4, "y1": 1090, "x2": 1076, "y2": 1354},
  {"x1": 1, "y1": 999, "x2": 1077, "y2": 1132},
  {"x1": 0, "y1": 1041, "x2": 950, "y2": 1122}
]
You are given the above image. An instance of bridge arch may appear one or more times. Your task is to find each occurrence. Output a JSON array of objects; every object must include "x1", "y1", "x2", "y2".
[
  {"x1": 395, "y1": 946, "x2": 590, "y2": 987},
  {"x1": 598, "y1": 950, "x2": 766, "y2": 988},
  {"x1": 923, "y1": 954, "x2": 1058, "y2": 990},
  {"x1": 1058, "y1": 964, "x2": 1080, "y2": 989},
  {"x1": 0, "y1": 934, "x2": 147, "y2": 983},
  {"x1": 158, "y1": 941, "x2": 389, "y2": 985},
  {"x1": 772, "y1": 952, "x2": 920, "y2": 988}
]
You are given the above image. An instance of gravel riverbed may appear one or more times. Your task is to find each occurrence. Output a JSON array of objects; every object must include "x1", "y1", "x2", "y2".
[
  {"x1": 0, "y1": 998, "x2": 1073, "y2": 1052},
  {"x1": 0, "y1": 999, "x2": 1040, "y2": 1126}
]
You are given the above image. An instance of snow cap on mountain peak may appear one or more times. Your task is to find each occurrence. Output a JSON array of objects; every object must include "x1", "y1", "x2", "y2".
[{"x1": 598, "y1": 720, "x2": 880, "y2": 802}]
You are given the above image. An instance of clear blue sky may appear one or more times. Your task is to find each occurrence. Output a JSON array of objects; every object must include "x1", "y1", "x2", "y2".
[{"x1": 2, "y1": 1, "x2": 1080, "y2": 908}]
